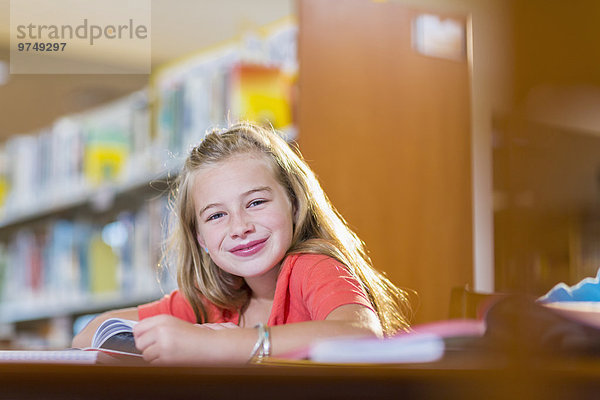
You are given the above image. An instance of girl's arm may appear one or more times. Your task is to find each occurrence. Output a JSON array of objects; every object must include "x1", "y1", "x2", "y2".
[
  {"x1": 71, "y1": 307, "x2": 139, "y2": 349},
  {"x1": 132, "y1": 304, "x2": 381, "y2": 364}
]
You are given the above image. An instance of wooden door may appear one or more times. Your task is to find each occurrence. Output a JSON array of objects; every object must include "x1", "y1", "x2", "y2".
[{"x1": 297, "y1": 0, "x2": 473, "y2": 323}]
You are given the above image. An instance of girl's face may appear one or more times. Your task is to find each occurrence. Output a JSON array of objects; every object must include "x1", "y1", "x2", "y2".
[{"x1": 193, "y1": 153, "x2": 294, "y2": 280}]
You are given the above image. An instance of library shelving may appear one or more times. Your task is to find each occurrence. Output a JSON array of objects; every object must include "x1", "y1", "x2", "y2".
[
  {"x1": 0, "y1": 18, "x2": 297, "y2": 349},
  {"x1": 0, "y1": 90, "x2": 177, "y2": 349}
]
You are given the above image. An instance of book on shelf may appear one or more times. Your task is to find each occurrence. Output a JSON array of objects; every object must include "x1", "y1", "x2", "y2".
[
  {"x1": 0, "y1": 197, "x2": 175, "y2": 326},
  {"x1": 229, "y1": 63, "x2": 295, "y2": 133}
]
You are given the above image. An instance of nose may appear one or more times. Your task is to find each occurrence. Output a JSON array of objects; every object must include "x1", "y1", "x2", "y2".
[{"x1": 229, "y1": 211, "x2": 255, "y2": 239}]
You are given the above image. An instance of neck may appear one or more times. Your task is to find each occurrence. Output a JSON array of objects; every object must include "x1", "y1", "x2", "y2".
[{"x1": 244, "y1": 262, "x2": 282, "y2": 301}]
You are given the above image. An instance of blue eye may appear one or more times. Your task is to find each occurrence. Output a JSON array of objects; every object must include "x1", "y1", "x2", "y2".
[
  {"x1": 207, "y1": 212, "x2": 225, "y2": 221},
  {"x1": 249, "y1": 199, "x2": 267, "y2": 208}
]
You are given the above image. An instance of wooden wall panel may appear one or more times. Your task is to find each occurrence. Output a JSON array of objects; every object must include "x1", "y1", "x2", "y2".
[{"x1": 297, "y1": 0, "x2": 473, "y2": 323}]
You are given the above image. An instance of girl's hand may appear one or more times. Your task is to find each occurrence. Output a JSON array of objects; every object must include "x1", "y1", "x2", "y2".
[{"x1": 132, "y1": 315, "x2": 238, "y2": 364}]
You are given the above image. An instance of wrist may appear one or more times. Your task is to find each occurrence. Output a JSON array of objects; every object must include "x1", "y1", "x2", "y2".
[{"x1": 204, "y1": 326, "x2": 264, "y2": 363}]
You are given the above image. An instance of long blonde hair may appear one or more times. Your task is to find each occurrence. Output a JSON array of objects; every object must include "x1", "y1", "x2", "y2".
[{"x1": 165, "y1": 122, "x2": 412, "y2": 335}]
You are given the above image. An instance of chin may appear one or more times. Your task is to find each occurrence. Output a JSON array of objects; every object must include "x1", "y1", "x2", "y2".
[{"x1": 217, "y1": 259, "x2": 266, "y2": 276}]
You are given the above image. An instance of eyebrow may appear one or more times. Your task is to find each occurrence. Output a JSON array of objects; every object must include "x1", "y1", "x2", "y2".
[{"x1": 198, "y1": 186, "x2": 273, "y2": 217}]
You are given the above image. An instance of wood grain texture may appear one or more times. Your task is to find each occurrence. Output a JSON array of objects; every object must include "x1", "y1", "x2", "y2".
[{"x1": 297, "y1": 0, "x2": 473, "y2": 323}]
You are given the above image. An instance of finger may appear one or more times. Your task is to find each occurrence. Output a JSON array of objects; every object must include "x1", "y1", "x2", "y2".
[
  {"x1": 141, "y1": 343, "x2": 161, "y2": 363},
  {"x1": 133, "y1": 330, "x2": 154, "y2": 353},
  {"x1": 133, "y1": 323, "x2": 159, "y2": 352},
  {"x1": 133, "y1": 315, "x2": 169, "y2": 337}
]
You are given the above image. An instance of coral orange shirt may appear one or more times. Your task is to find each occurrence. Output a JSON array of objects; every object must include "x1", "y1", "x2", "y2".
[{"x1": 138, "y1": 253, "x2": 375, "y2": 326}]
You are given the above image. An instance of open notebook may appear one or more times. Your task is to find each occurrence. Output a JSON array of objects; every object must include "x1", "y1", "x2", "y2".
[{"x1": 0, "y1": 318, "x2": 143, "y2": 364}]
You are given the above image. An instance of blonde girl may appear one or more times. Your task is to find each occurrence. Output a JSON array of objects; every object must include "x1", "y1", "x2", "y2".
[{"x1": 73, "y1": 122, "x2": 411, "y2": 364}]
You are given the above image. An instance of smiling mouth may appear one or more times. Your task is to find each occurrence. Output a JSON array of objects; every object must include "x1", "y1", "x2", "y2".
[{"x1": 230, "y1": 238, "x2": 268, "y2": 257}]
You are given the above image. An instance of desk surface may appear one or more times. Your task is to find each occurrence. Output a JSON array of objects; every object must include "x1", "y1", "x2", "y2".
[{"x1": 2, "y1": 358, "x2": 600, "y2": 400}]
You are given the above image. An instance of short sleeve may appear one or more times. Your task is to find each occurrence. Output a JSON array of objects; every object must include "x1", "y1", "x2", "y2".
[
  {"x1": 293, "y1": 255, "x2": 375, "y2": 320},
  {"x1": 137, "y1": 290, "x2": 197, "y2": 322}
]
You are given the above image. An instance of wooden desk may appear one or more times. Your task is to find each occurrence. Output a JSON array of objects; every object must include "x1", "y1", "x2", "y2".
[{"x1": 2, "y1": 359, "x2": 600, "y2": 400}]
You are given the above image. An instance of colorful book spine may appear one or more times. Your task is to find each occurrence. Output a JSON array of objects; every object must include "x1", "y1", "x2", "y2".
[{"x1": 0, "y1": 198, "x2": 173, "y2": 320}]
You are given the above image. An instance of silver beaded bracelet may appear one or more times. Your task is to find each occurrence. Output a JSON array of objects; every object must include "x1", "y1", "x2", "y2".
[{"x1": 249, "y1": 323, "x2": 271, "y2": 363}]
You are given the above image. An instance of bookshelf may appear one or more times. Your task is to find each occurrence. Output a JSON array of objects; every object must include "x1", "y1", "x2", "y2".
[{"x1": 0, "y1": 19, "x2": 297, "y2": 349}]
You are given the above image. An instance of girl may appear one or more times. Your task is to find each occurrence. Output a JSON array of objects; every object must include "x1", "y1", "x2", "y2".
[{"x1": 73, "y1": 122, "x2": 412, "y2": 364}]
